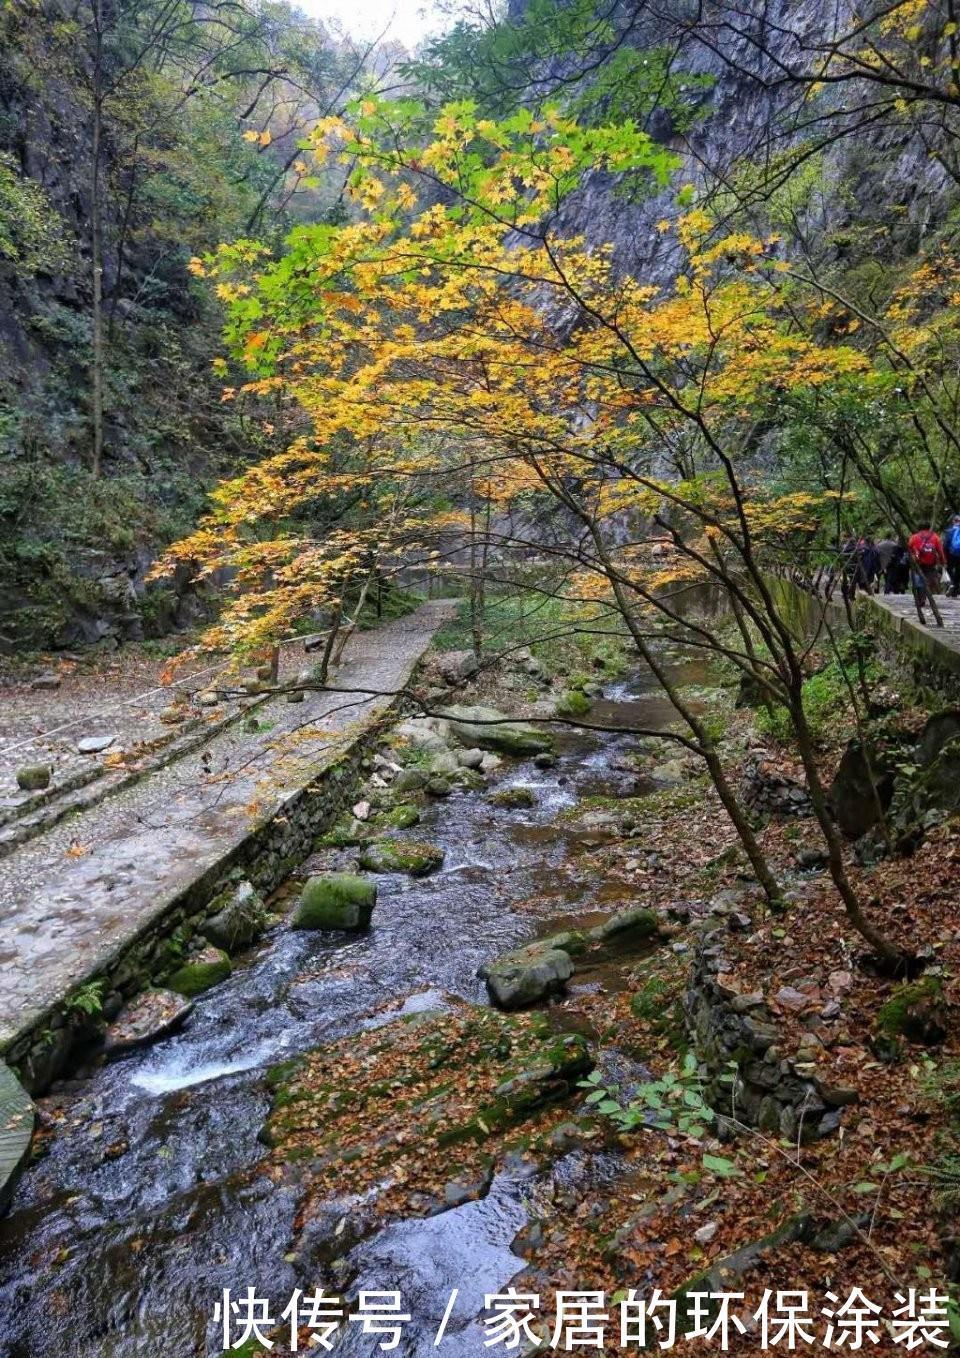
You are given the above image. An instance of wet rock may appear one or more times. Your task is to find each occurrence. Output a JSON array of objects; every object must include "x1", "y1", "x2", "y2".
[
  {"x1": 442, "y1": 704, "x2": 552, "y2": 756},
  {"x1": 0, "y1": 1063, "x2": 34, "y2": 1216},
  {"x1": 358, "y1": 840, "x2": 445, "y2": 877},
  {"x1": 490, "y1": 786, "x2": 536, "y2": 809},
  {"x1": 104, "y1": 989, "x2": 193, "y2": 1059},
  {"x1": 15, "y1": 764, "x2": 52, "y2": 792},
  {"x1": 167, "y1": 946, "x2": 232, "y2": 997},
  {"x1": 286, "y1": 689, "x2": 306, "y2": 704},
  {"x1": 426, "y1": 776, "x2": 451, "y2": 798},
  {"x1": 293, "y1": 873, "x2": 377, "y2": 930},
  {"x1": 203, "y1": 879, "x2": 267, "y2": 953},
  {"x1": 479, "y1": 753, "x2": 502, "y2": 774},
  {"x1": 483, "y1": 945, "x2": 574, "y2": 1010},
  {"x1": 77, "y1": 734, "x2": 116, "y2": 755},
  {"x1": 533, "y1": 752, "x2": 557, "y2": 769},
  {"x1": 456, "y1": 748, "x2": 485, "y2": 770}
]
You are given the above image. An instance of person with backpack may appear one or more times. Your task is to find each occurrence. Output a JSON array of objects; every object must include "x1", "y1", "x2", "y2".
[
  {"x1": 908, "y1": 523, "x2": 946, "y2": 626},
  {"x1": 884, "y1": 536, "x2": 910, "y2": 594},
  {"x1": 944, "y1": 514, "x2": 960, "y2": 596}
]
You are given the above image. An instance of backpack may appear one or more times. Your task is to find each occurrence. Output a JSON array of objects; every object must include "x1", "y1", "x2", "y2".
[
  {"x1": 947, "y1": 525, "x2": 960, "y2": 557},
  {"x1": 916, "y1": 532, "x2": 939, "y2": 567}
]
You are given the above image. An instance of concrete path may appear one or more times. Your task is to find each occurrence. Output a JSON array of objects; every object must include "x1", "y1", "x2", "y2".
[
  {"x1": 854, "y1": 589, "x2": 960, "y2": 679},
  {"x1": 0, "y1": 602, "x2": 453, "y2": 1051}
]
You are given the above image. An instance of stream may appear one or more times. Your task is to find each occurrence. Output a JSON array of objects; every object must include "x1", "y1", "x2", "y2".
[{"x1": 0, "y1": 667, "x2": 698, "y2": 1357}]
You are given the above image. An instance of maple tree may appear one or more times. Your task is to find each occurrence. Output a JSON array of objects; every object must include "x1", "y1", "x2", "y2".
[{"x1": 163, "y1": 98, "x2": 908, "y2": 961}]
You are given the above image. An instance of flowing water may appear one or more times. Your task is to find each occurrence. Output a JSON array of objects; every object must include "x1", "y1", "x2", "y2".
[{"x1": 0, "y1": 668, "x2": 700, "y2": 1358}]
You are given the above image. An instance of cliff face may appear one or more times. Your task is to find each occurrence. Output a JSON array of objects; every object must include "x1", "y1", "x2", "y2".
[{"x1": 523, "y1": 0, "x2": 954, "y2": 290}]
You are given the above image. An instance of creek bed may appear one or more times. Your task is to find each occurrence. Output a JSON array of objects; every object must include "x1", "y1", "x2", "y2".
[{"x1": 0, "y1": 670, "x2": 697, "y2": 1358}]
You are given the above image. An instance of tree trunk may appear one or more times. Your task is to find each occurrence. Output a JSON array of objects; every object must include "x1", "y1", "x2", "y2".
[{"x1": 90, "y1": 0, "x2": 105, "y2": 479}]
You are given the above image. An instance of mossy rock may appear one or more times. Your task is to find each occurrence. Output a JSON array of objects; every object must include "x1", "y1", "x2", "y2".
[
  {"x1": 358, "y1": 839, "x2": 445, "y2": 876},
  {"x1": 589, "y1": 906, "x2": 661, "y2": 947},
  {"x1": 15, "y1": 764, "x2": 52, "y2": 792},
  {"x1": 442, "y1": 703, "x2": 553, "y2": 756},
  {"x1": 392, "y1": 767, "x2": 428, "y2": 793},
  {"x1": 490, "y1": 786, "x2": 536, "y2": 809},
  {"x1": 375, "y1": 802, "x2": 421, "y2": 831},
  {"x1": 293, "y1": 873, "x2": 377, "y2": 930},
  {"x1": 555, "y1": 688, "x2": 592, "y2": 719},
  {"x1": 318, "y1": 816, "x2": 370, "y2": 848},
  {"x1": 875, "y1": 976, "x2": 947, "y2": 1045},
  {"x1": 482, "y1": 945, "x2": 574, "y2": 1009},
  {"x1": 167, "y1": 946, "x2": 232, "y2": 997},
  {"x1": 203, "y1": 880, "x2": 267, "y2": 952}
]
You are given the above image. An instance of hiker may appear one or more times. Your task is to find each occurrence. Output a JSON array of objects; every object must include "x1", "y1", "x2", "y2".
[
  {"x1": 861, "y1": 536, "x2": 881, "y2": 594},
  {"x1": 883, "y1": 536, "x2": 910, "y2": 594},
  {"x1": 907, "y1": 523, "x2": 945, "y2": 626},
  {"x1": 876, "y1": 533, "x2": 898, "y2": 590},
  {"x1": 944, "y1": 514, "x2": 960, "y2": 597}
]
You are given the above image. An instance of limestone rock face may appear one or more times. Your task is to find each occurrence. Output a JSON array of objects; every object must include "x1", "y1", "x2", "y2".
[
  {"x1": 442, "y1": 704, "x2": 552, "y2": 756},
  {"x1": 293, "y1": 873, "x2": 377, "y2": 930},
  {"x1": 203, "y1": 880, "x2": 267, "y2": 953}
]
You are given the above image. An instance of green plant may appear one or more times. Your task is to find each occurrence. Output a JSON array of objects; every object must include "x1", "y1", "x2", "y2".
[
  {"x1": 580, "y1": 1051, "x2": 715, "y2": 1139},
  {"x1": 65, "y1": 980, "x2": 104, "y2": 1018}
]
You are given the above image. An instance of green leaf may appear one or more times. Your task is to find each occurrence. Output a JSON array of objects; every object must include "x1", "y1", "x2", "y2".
[
  {"x1": 703, "y1": 1154, "x2": 740, "y2": 1177},
  {"x1": 851, "y1": 1181, "x2": 879, "y2": 1193}
]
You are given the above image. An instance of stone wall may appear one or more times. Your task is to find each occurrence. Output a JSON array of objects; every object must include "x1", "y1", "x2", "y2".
[
  {"x1": 4, "y1": 728, "x2": 381, "y2": 1093},
  {"x1": 685, "y1": 927, "x2": 853, "y2": 1144}
]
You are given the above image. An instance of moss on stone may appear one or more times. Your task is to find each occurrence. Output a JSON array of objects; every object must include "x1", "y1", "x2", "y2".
[
  {"x1": 876, "y1": 976, "x2": 946, "y2": 1044},
  {"x1": 375, "y1": 802, "x2": 421, "y2": 831},
  {"x1": 358, "y1": 839, "x2": 445, "y2": 876},
  {"x1": 167, "y1": 946, "x2": 231, "y2": 997},
  {"x1": 555, "y1": 688, "x2": 592, "y2": 718},
  {"x1": 293, "y1": 873, "x2": 377, "y2": 930},
  {"x1": 490, "y1": 786, "x2": 536, "y2": 809}
]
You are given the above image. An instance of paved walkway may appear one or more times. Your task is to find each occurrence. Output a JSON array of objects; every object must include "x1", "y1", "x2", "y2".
[
  {"x1": 0, "y1": 602, "x2": 453, "y2": 1049},
  {"x1": 852, "y1": 589, "x2": 960, "y2": 679}
]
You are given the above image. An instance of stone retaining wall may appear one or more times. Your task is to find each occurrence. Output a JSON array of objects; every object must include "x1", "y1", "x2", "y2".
[
  {"x1": 685, "y1": 927, "x2": 851, "y2": 1143},
  {"x1": 4, "y1": 726, "x2": 383, "y2": 1093}
]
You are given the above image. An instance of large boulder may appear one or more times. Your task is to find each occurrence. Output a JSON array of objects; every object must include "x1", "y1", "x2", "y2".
[
  {"x1": 393, "y1": 717, "x2": 451, "y2": 757},
  {"x1": 293, "y1": 873, "x2": 377, "y2": 930},
  {"x1": 358, "y1": 840, "x2": 444, "y2": 876},
  {"x1": 828, "y1": 738, "x2": 895, "y2": 839},
  {"x1": 442, "y1": 704, "x2": 552, "y2": 756},
  {"x1": 203, "y1": 880, "x2": 267, "y2": 953},
  {"x1": 482, "y1": 944, "x2": 574, "y2": 1009}
]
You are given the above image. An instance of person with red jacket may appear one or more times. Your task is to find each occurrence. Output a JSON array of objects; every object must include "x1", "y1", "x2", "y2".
[{"x1": 908, "y1": 523, "x2": 946, "y2": 626}]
